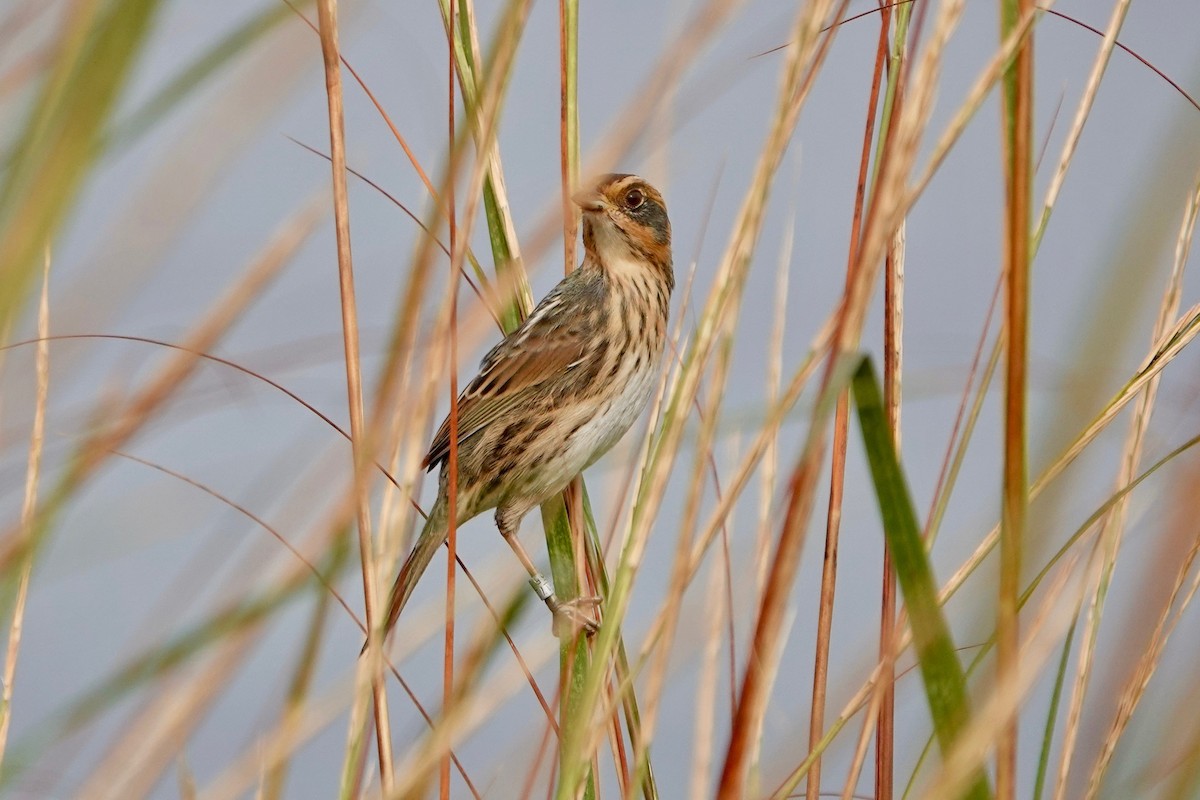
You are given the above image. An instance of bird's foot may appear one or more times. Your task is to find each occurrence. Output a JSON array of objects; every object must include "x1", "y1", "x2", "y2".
[
  {"x1": 547, "y1": 595, "x2": 601, "y2": 639},
  {"x1": 528, "y1": 574, "x2": 600, "y2": 637}
]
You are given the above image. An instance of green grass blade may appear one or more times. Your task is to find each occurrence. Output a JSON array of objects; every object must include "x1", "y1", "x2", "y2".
[
  {"x1": 441, "y1": 0, "x2": 531, "y2": 329},
  {"x1": 579, "y1": 484, "x2": 658, "y2": 800},
  {"x1": 851, "y1": 357, "x2": 992, "y2": 800},
  {"x1": 539, "y1": 494, "x2": 597, "y2": 799},
  {"x1": 1033, "y1": 619, "x2": 1076, "y2": 800}
]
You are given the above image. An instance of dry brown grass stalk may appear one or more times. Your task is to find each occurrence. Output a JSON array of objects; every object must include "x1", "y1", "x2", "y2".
[
  {"x1": 1037, "y1": 0, "x2": 1133, "y2": 230},
  {"x1": 809, "y1": 9, "x2": 895, "y2": 797},
  {"x1": 689, "y1": 557, "x2": 728, "y2": 800},
  {"x1": 1086, "y1": 520, "x2": 1200, "y2": 798},
  {"x1": 636, "y1": 245, "x2": 739, "y2": 762},
  {"x1": 756, "y1": 223, "x2": 792, "y2": 605},
  {"x1": 0, "y1": 252, "x2": 50, "y2": 774},
  {"x1": 875, "y1": 216, "x2": 905, "y2": 800},
  {"x1": 313, "y1": 1, "x2": 395, "y2": 790}
]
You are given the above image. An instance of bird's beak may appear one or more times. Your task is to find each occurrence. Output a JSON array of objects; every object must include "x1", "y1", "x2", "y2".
[{"x1": 572, "y1": 187, "x2": 607, "y2": 212}]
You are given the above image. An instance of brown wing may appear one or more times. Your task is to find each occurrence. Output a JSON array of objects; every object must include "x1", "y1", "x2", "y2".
[{"x1": 422, "y1": 294, "x2": 591, "y2": 470}]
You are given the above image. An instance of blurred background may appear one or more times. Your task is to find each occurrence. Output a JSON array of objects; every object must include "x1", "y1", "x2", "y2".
[{"x1": 1, "y1": 0, "x2": 1199, "y2": 797}]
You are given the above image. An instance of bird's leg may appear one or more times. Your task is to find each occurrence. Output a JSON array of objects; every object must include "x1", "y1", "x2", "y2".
[{"x1": 495, "y1": 507, "x2": 599, "y2": 637}]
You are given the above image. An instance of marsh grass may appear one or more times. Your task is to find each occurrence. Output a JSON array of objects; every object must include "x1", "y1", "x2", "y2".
[{"x1": 0, "y1": 1, "x2": 1199, "y2": 798}]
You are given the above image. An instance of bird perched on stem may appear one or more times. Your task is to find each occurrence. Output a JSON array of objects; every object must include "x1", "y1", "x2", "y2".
[{"x1": 378, "y1": 173, "x2": 673, "y2": 641}]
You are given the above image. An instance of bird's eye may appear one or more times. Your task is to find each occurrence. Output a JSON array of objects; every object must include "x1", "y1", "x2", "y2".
[{"x1": 624, "y1": 188, "x2": 645, "y2": 209}]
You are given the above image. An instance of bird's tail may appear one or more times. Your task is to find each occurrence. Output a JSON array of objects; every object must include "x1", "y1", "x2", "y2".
[{"x1": 366, "y1": 496, "x2": 449, "y2": 652}]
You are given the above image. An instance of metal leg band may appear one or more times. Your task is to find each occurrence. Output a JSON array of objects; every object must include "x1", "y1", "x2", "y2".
[{"x1": 528, "y1": 573, "x2": 555, "y2": 602}]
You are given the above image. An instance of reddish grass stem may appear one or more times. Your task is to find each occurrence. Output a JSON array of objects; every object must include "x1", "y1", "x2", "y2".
[
  {"x1": 998, "y1": 0, "x2": 1035, "y2": 796},
  {"x1": 805, "y1": 6, "x2": 890, "y2": 799},
  {"x1": 876, "y1": 6, "x2": 908, "y2": 798}
]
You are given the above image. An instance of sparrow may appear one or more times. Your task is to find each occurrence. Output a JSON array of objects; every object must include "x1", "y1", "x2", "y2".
[{"x1": 378, "y1": 173, "x2": 673, "y2": 640}]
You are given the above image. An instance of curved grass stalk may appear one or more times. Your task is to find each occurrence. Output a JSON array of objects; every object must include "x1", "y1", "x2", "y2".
[{"x1": 0, "y1": 202, "x2": 319, "y2": 594}]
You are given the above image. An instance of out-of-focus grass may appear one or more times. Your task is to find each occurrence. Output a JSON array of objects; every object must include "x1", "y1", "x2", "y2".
[
  {"x1": 1, "y1": 2, "x2": 1199, "y2": 799},
  {"x1": 0, "y1": 0, "x2": 161, "y2": 335}
]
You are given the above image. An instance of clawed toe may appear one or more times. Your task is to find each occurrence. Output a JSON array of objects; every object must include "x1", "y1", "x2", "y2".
[{"x1": 549, "y1": 595, "x2": 601, "y2": 638}]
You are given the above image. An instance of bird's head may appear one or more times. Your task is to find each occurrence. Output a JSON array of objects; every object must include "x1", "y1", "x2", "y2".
[{"x1": 574, "y1": 174, "x2": 673, "y2": 289}]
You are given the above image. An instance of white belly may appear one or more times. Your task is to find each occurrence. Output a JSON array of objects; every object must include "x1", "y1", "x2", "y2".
[{"x1": 532, "y1": 361, "x2": 658, "y2": 500}]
